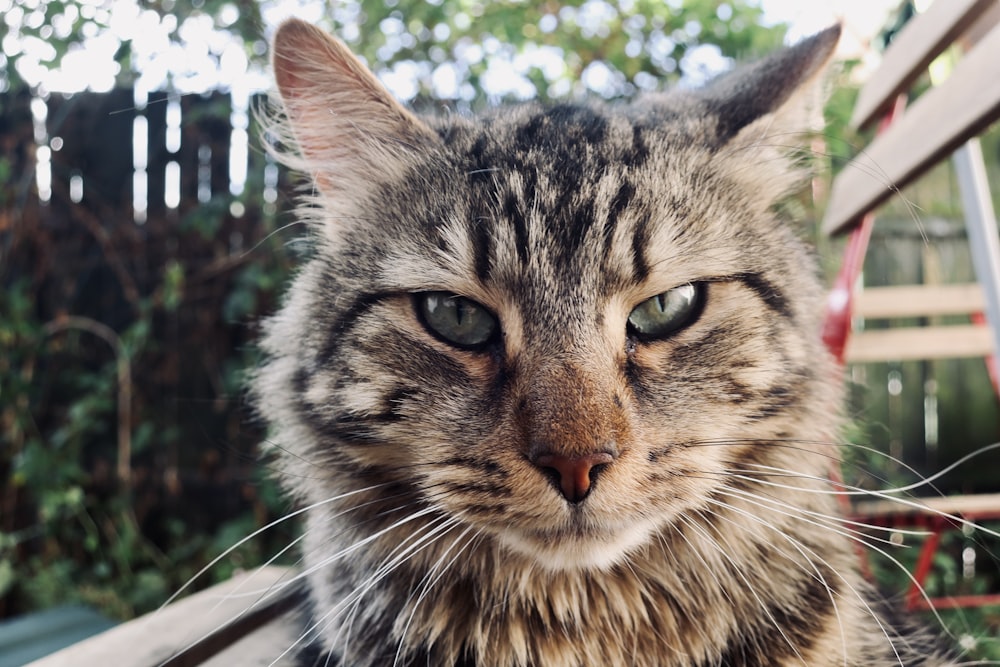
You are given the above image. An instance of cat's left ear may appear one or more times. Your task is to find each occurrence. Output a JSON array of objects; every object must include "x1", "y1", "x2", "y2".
[{"x1": 702, "y1": 25, "x2": 841, "y2": 147}]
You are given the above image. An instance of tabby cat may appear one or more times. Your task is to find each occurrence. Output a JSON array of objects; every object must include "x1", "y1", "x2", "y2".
[{"x1": 253, "y1": 18, "x2": 952, "y2": 666}]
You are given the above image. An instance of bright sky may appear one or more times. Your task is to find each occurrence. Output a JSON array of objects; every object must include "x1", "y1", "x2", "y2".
[
  {"x1": 762, "y1": 0, "x2": 904, "y2": 63},
  {"x1": 763, "y1": 0, "x2": 900, "y2": 41},
  {"x1": 2, "y1": 0, "x2": 909, "y2": 96}
]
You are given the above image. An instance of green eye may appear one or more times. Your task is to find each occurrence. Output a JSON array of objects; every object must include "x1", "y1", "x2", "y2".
[
  {"x1": 417, "y1": 292, "x2": 498, "y2": 348},
  {"x1": 627, "y1": 283, "x2": 705, "y2": 339}
]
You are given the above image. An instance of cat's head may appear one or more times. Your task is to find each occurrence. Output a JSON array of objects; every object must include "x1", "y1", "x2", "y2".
[{"x1": 256, "y1": 20, "x2": 842, "y2": 571}]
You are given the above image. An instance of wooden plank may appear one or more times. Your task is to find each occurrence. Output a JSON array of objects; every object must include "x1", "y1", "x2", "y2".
[
  {"x1": 961, "y1": 0, "x2": 1000, "y2": 47},
  {"x1": 853, "y1": 283, "x2": 986, "y2": 319},
  {"x1": 845, "y1": 324, "x2": 994, "y2": 362},
  {"x1": 851, "y1": 0, "x2": 996, "y2": 129},
  {"x1": 201, "y1": 611, "x2": 301, "y2": 667},
  {"x1": 823, "y1": 21, "x2": 1000, "y2": 236},
  {"x1": 24, "y1": 567, "x2": 299, "y2": 667},
  {"x1": 853, "y1": 492, "x2": 1000, "y2": 520}
]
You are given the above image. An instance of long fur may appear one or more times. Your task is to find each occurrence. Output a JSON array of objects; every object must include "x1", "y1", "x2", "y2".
[{"x1": 252, "y1": 19, "x2": 955, "y2": 666}]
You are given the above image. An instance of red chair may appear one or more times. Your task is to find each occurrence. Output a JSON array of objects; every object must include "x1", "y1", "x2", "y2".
[{"x1": 821, "y1": 0, "x2": 1000, "y2": 610}]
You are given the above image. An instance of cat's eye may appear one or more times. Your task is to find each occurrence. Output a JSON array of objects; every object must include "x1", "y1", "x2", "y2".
[
  {"x1": 417, "y1": 292, "x2": 498, "y2": 348},
  {"x1": 627, "y1": 283, "x2": 705, "y2": 340}
]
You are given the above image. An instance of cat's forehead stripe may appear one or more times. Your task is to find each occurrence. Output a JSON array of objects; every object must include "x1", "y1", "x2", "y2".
[
  {"x1": 449, "y1": 110, "x2": 665, "y2": 294},
  {"x1": 470, "y1": 216, "x2": 492, "y2": 283},
  {"x1": 501, "y1": 185, "x2": 531, "y2": 267},
  {"x1": 629, "y1": 211, "x2": 652, "y2": 285}
]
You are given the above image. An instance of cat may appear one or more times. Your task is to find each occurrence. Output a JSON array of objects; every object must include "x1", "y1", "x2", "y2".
[{"x1": 251, "y1": 17, "x2": 954, "y2": 667}]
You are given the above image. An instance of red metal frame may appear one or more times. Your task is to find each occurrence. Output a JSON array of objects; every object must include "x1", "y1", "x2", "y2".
[
  {"x1": 824, "y1": 95, "x2": 1000, "y2": 611},
  {"x1": 907, "y1": 519, "x2": 944, "y2": 610},
  {"x1": 821, "y1": 97, "x2": 904, "y2": 364}
]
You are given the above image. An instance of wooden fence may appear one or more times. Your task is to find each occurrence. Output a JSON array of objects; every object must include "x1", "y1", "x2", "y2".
[{"x1": 0, "y1": 87, "x2": 297, "y2": 619}]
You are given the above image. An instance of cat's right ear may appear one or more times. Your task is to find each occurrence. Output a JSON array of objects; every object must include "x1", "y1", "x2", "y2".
[{"x1": 270, "y1": 19, "x2": 438, "y2": 199}]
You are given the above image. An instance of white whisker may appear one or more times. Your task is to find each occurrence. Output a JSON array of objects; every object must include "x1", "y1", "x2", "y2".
[
  {"x1": 725, "y1": 464, "x2": 1000, "y2": 542},
  {"x1": 161, "y1": 484, "x2": 394, "y2": 609},
  {"x1": 712, "y1": 484, "x2": 958, "y2": 641},
  {"x1": 313, "y1": 513, "x2": 460, "y2": 659},
  {"x1": 676, "y1": 512, "x2": 809, "y2": 666},
  {"x1": 393, "y1": 525, "x2": 480, "y2": 666},
  {"x1": 701, "y1": 496, "x2": 901, "y2": 666}
]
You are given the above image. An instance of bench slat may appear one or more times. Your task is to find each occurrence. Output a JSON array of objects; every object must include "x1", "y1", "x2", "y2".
[
  {"x1": 851, "y1": 0, "x2": 996, "y2": 129},
  {"x1": 823, "y1": 21, "x2": 1000, "y2": 236},
  {"x1": 853, "y1": 492, "x2": 1000, "y2": 520},
  {"x1": 853, "y1": 283, "x2": 986, "y2": 319},
  {"x1": 25, "y1": 567, "x2": 299, "y2": 667},
  {"x1": 201, "y1": 611, "x2": 300, "y2": 667},
  {"x1": 845, "y1": 324, "x2": 994, "y2": 362}
]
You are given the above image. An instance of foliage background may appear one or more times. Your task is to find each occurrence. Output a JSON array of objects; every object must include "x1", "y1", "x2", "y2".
[{"x1": 2, "y1": 0, "x2": 999, "y2": 658}]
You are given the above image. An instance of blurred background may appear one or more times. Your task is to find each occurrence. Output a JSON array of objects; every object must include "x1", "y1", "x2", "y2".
[{"x1": 1, "y1": 0, "x2": 999, "y2": 659}]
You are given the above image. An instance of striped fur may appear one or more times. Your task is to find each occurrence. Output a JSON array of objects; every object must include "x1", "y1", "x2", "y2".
[{"x1": 252, "y1": 20, "x2": 953, "y2": 666}]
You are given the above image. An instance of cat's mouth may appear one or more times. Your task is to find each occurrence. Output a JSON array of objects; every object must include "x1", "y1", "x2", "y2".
[{"x1": 497, "y1": 517, "x2": 658, "y2": 572}]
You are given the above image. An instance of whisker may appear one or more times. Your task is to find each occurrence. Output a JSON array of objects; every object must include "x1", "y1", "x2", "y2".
[
  {"x1": 681, "y1": 437, "x2": 938, "y2": 492},
  {"x1": 699, "y1": 498, "x2": 900, "y2": 667},
  {"x1": 241, "y1": 219, "x2": 311, "y2": 258},
  {"x1": 393, "y1": 525, "x2": 480, "y2": 666},
  {"x1": 712, "y1": 484, "x2": 957, "y2": 640},
  {"x1": 160, "y1": 483, "x2": 396, "y2": 609},
  {"x1": 837, "y1": 438, "x2": 997, "y2": 500},
  {"x1": 655, "y1": 526, "x2": 734, "y2": 658},
  {"x1": 675, "y1": 512, "x2": 809, "y2": 665},
  {"x1": 282, "y1": 515, "x2": 454, "y2": 666},
  {"x1": 317, "y1": 514, "x2": 463, "y2": 658},
  {"x1": 711, "y1": 471, "x2": 931, "y2": 543},
  {"x1": 158, "y1": 489, "x2": 460, "y2": 666},
  {"x1": 722, "y1": 464, "x2": 1000, "y2": 542}
]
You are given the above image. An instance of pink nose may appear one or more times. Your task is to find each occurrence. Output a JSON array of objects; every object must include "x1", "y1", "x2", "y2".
[{"x1": 532, "y1": 451, "x2": 615, "y2": 504}]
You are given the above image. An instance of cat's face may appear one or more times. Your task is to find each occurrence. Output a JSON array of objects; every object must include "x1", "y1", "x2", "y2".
[{"x1": 258, "y1": 20, "x2": 842, "y2": 572}]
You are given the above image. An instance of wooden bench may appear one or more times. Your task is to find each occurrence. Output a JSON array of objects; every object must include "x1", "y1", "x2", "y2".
[
  {"x1": 822, "y1": 0, "x2": 1000, "y2": 610},
  {"x1": 823, "y1": 0, "x2": 1000, "y2": 370},
  {"x1": 24, "y1": 567, "x2": 302, "y2": 666}
]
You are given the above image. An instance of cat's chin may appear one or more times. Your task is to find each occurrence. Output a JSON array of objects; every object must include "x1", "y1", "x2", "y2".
[{"x1": 497, "y1": 520, "x2": 656, "y2": 572}]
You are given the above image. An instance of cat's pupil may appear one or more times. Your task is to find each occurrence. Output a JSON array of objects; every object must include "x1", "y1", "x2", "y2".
[
  {"x1": 418, "y1": 292, "x2": 498, "y2": 348},
  {"x1": 627, "y1": 283, "x2": 704, "y2": 339}
]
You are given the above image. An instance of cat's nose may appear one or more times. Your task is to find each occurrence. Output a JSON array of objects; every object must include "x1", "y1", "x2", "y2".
[{"x1": 531, "y1": 451, "x2": 616, "y2": 504}]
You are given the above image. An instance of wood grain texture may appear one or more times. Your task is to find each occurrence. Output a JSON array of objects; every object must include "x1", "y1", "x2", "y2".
[{"x1": 24, "y1": 567, "x2": 299, "y2": 667}]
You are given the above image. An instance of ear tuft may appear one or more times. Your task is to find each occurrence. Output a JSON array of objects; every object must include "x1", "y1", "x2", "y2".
[
  {"x1": 703, "y1": 24, "x2": 841, "y2": 145},
  {"x1": 270, "y1": 19, "x2": 438, "y2": 198}
]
